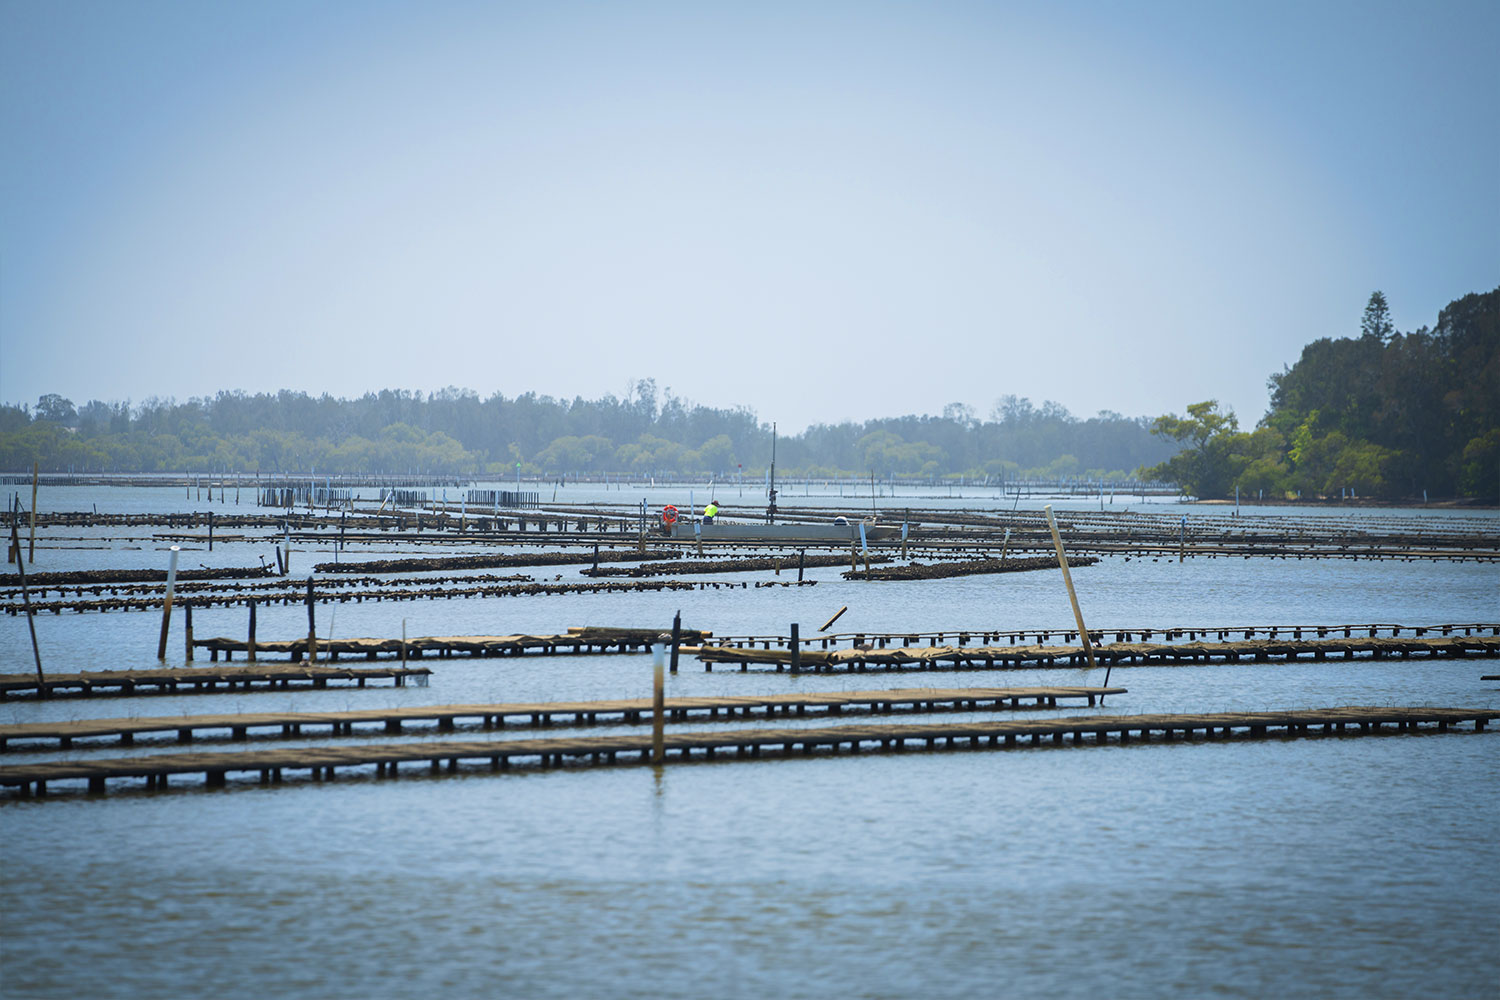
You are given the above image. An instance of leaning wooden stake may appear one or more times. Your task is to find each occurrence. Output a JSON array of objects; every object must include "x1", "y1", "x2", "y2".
[
  {"x1": 9, "y1": 519, "x2": 44, "y2": 691},
  {"x1": 156, "y1": 546, "x2": 180, "y2": 660},
  {"x1": 1044, "y1": 505, "x2": 1100, "y2": 679},
  {"x1": 819, "y1": 605, "x2": 848, "y2": 632}
]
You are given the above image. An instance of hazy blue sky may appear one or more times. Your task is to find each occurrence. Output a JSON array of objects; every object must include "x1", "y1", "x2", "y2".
[{"x1": 2, "y1": 0, "x2": 1495, "y2": 431}]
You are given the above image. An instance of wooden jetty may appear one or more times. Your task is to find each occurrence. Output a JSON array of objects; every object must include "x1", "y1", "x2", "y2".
[
  {"x1": 4, "y1": 576, "x2": 819, "y2": 615},
  {"x1": 2, "y1": 706, "x2": 1492, "y2": 797},
  {"x1": 0, "y1": 686, "x2": 1124, "y2": 751},
  {"x1": 684, "y1": 633, "x2": 1500, "y2": 672},
  {"x1": 709, "y1": 621, "x2": 1499, "y2": 651},
  {"x1": 0, "y1": 664, "x2": 430, "y2": 700},
  {"x1": 843, "y1": 555, "x2": 1097, "y2": 580},
  {"x1": 191, "y1": 626, "x2": 710, "y2": 662}
]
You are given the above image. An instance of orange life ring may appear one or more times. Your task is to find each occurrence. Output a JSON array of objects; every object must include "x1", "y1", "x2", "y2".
[{"x1": 662, "y1": 505, "x2": 679, "y2": 526}]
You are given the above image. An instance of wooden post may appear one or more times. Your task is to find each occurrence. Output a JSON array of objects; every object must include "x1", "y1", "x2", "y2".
[
  {"x1": 999, "y1": 527, "x2": 1011, "y2": 567},
  {"x1": 184, "y1": 602, "x2": 194, "y2": 661},
  {"x1": 797, "y1": 549, "x2": 805, "y2": 581},
  {"x1": 669, "y1": 610, "x2": 681, "y2": 674},
  {"x1": 651, "y1": 642, "x2": 666, "y2": 764},
  {"x1": 29, "y1": 460, "x2": 37, "y2": 563},
  {"x1": 849, "y1": 540, "x2": 858, "y2": 572},
  {"x1": 592, "y1": 543, "x2": 599, "y2": 576},
  {"x1": 283, "y1": 521, "x2": 291, "y2": 575},
  {"x1": 305, "y1": 577, "x2": 317, "y2": 664},
  {"x1": 819, "y1": 605, "x2": 848, "y2": 632},
  {"x1": 207, "y1": 511, "x2": 214, "y2": 552},
  {"x1": 156, "y1": 546, "x2": 180, "y2": 660},
  {"x1": 401, "y1": 619, "x2": 407, "y2": 667},
  {"x1": 339, "y1": 511, "x2": 346, "y2": 551},
  {"x1": 8, "y1": 519, "x2": 43, "y2": 692},
  {"x1": 247, "y1": 600, "x2": 257, "y2": 661},
  {"x1": 790, "y1": 623, "x2": 801, "y2": 672},
  {"x1": 1043, "y1": 505, "x2": 1100, "y2": 678}
]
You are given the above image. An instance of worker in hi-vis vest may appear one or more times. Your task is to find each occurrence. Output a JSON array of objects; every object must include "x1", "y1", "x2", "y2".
[{"x1": 704, "y1": 500, "x2": 719, "y2": 524}]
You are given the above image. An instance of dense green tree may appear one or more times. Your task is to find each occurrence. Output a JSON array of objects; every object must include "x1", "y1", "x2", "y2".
[
  {"x1": 1143, "y1": 401, "x2": 1247, "y2": 499},
  {"x1": 1360, "y1": 290, "x2": 1395, "y2": 343}
]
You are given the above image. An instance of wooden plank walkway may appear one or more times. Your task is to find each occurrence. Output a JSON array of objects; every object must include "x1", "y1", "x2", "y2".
[
  {"x1": 685, "y1": 634, "x2": 1500, "y2": 672},
  {"x1": 0, "y1": 664, "x2": 431, "y2": 700},
  {"x1": 2, "y1": 706, "x2": 1493, "y2": 797},
  {"x1": 190, "y1": 626, "x2": 709, "y2": 662},
  {"x1": 0, "y1": 686, "x2": 1123, "y2": 751},
  {"x1": 712, "y1": 622, "x2": 1499, "y2": 651}
]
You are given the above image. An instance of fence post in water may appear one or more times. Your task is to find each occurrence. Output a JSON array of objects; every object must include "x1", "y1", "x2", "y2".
[
  {"x1": 790, "y1": 623, "x2": 801, "y2": 672},
  {"x1": 184, "y1": 602, "x2": 194, "y2": 661},
  {"x1": 797, "y1": 549, "x2": 805, "y2": 581},
  {"x1": 283, "y1": 521, "x2": 291, "y2": 575},
  {"x1": 669, "y1": 610, "x2": 681, "y2": 674},
  {"x1": 651, "y1": 641, "x2": 666, "y2": 764},
  {"x1": 156, "y1": 546, "x2": 181, "y2": 660},
  {"x1": 305, "y1": 578, "x2": 317, "y2": 664},
  {"x1": 999, "y1": 527, "x2": 1012, "y2": 567},
  {"x1": 247, "y1": 600, "x2": 257, "y2": 661},
  {"x1": 207, "y1": 511, "x2": 213, "y2": 552},
  {"x1": 8, "y1": 519, "x2": 43, "y2": 691},
  {"x1": 29, "y1": 460, "x2": 37, "y2": 563},
  {"x1": 401, "y1": 619, "x2": 408, "y2": 667},
  {"x1": 819, "y1": 605, "x2": 848, "y2": 632},
  {"x1": 1044, "y1": 505, "x2": 1101, "y2": 681},
  {"x1": 339, "y1": 511, "x2": 346, "y2": 551}
]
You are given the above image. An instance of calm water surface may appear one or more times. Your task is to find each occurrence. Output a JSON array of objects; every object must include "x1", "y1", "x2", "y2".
[{"x1": 2, "y1": 496, "x2": 1497, "y2": 998}]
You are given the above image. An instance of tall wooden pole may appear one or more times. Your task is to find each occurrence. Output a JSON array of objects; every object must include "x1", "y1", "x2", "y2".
[
  {"x1": 651, "y1": 641, "x2": 666, "y2": 764},
  {"x1": 247, "y1": 600, "x2": 257, "y2": 661},
  {"x1": 156, "y1": 546, "x2": 180, "y2": 660},
  {"x1": 29, "y1": 460, "x2": 38, "y2": 563},
  {"x1": 305, "y1": 577, "x2": 317, "y2": 664},
  {"x1": 1044, "y1": 505, "x2": 1100, "y2": 679}
]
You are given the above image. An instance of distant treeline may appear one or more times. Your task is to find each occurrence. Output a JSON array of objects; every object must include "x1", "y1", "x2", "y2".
[
  {"x1": 1146, "y1": 287, "x2": 1498, "y2": 499},
  {"x1": 0, "y1": 383, "x2": 1173, "y2": 481},
  {"x1": 7, "y1": 287, "x2": 1493, "y2": 498}
]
